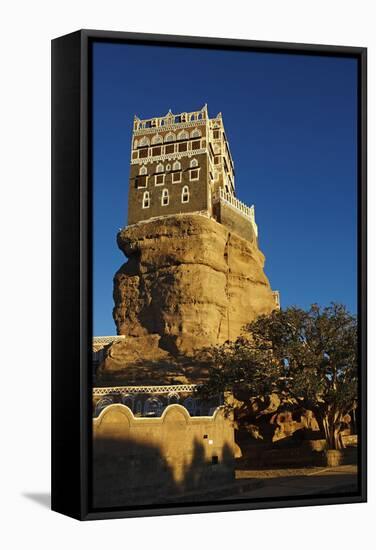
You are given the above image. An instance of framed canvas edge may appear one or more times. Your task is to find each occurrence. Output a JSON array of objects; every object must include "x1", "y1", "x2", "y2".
[{"x1": 52, "y1": 29, "x2": 367, "y2": 521}]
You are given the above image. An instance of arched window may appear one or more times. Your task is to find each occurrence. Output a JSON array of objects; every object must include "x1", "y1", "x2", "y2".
[
  {"x1": 151, "y1": 134, "x2": 163, "y2": 145},
  {"x1": 133, "y1": 139, "x2": 138, "y2": 149},
  {"x1": 161, "y1": 188, "x2": 169, "y2": 206},
  {"x1": 191, "y1": 128, "x2": 201, "y2": 138},
  {"x1": 156, "y1": 163, "x2": 164, "y2": 173},
  {"x1": 182, "y1": 185, "x2": 190, "y2": 203},
  {"x1": 139, "y1": 136, "x2": 150, "y2": 147},
  {"x1": 95, "y1": 397, "x2": 113, "y2": 417},
  {"x1": 144, "y1": 397, "x2": 163, "y2": 417},
  {"x1": 122, "y1": 395, "x2": 134, "y2": 411},
  {"x1": 139, "y1": 165, "x2": 147, "y2": 175},
  {"x1": 173, "y1": 160, "x2": 181, "y2": 171},
  {"x1": 190, "y1": 158, "x2": 198, "y2": 168},
  {"x1": 177, "y1": 130, "x2": 189, "y2": 140},
  {"x1": 142, "y1": 190, "x2": 150, "y2": 209},
  {"x1": 164, "y1": 132, "x2": 176, "y2": 143},
  {"x1": 168, "y1": 392, "x2": 180, "y2": 405}
]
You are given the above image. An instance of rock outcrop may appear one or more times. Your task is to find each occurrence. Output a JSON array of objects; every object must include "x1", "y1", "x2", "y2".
[{"x1": 99, "y1": 213, "x2": 276, "y2": 380}]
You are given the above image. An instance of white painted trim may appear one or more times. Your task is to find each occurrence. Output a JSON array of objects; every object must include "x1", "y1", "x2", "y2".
[
  {"x1": 161, "y1": 188, "x2": 169, "y2": 206},
  {"x1": 154, "y1": 173, "x2": 165, "y2": 186},
  {"x1": 131, "y1": 148, "x2": 207, "y2": 165},
  {"x1": 142, "y1": 190, "x2": 150, "y2": 208},
  {"x1": 189, "y1": 167, "x2": 201, "y2": 181},
  {"x1": 172, "y1": 171, "x2": 182, "y2": 184},
  {"x1": 182, "y1": 185, "x2": 190, "y2": 203}
]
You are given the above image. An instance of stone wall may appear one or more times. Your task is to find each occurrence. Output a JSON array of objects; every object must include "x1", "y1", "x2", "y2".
[{"x1": 92, "y1": 403, "x2": 240, "y2": 508}]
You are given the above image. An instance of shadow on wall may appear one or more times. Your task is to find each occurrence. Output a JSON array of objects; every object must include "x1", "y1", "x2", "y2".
[{"x1": 92, "y1": 403, "x2": 239, "y2": 509}]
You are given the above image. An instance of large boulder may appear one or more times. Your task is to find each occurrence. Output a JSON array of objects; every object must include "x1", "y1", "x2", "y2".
[{"x1": 99, "y1": 214, "x2": 277, "y2": 380}]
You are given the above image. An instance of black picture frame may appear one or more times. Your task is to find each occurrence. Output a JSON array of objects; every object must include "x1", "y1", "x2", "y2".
[{"x1": 51, "y1": 29, "x2": 367, "y2": 520}]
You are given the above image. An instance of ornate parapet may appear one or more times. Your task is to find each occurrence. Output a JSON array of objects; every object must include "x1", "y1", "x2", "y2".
[
  {"x1": 92, "y1": 383, "x2": 222, "y2": 419},
  {"x1": 133, "y1": 105, "x2": 208, "y2": 133},
  {"x1": 213, "y1": 188, "x2": 257, "y2": 235},
  {"x1": 212, "y1": 188, "x2": 258, "y2": 244}
]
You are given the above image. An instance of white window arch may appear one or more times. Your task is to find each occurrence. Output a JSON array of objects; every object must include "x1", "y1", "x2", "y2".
[
  {"x1": 173, "y1": 160, "x2": 181, "y2": 171},
  {"x1": 191, "y1": 128, "x2": 201, "y2": 138},
  {"x1": 139, "y1": 136, "x2": 150, "y2": 147},
  {"x1": 177, "y1": 130, "x2": 189, "y2": 140},
  {"x1": 164, "y1": 132, "x2": 176, "y2": 143},
  {"x1": 182, "y1": 185, "x2": 190, "y2": 203},
  {"x1": 151, "y1": 134, "x2": 163, "y2": 145},
  {"x1": 122, "y1": 394, "x2": 134, "y2": 410},
  {"x1": 168, "y1": 392, "x2": 180, "y2": 405},
  {"x1": 133, "y1": 139, "x2": 138, "y2": 149},
  {"x1": 139, "y1": 165, "x2": 147, "y2": 175},
  {"x1": 95, "y1": 397, "x2": 113, "y2": 417},
  {"x1": 161, "y1": 188, "x2": 169, "y2": 206},
  {"x1": 190, "y1": 158, "x2": 198, "y2": 168},
  {"x1": 142, "y1": 191, "x2": 150, "y2": 209},
  {"x1": 156, "y1": 163, "x2": 164, "y2": 173}
]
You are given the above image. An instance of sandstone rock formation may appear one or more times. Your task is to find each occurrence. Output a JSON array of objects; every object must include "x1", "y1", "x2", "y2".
[{"x1": 98, "y1": 213, "x2": 276, "y2": 381}]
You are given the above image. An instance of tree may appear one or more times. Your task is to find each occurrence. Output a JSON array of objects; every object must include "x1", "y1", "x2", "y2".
[{"x1": 200, "y1": 303, "x2": 358, "y2": 451}]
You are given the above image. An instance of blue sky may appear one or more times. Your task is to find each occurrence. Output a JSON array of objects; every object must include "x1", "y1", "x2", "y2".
[{"x1": 92, "y1": 42, "x2": 358, "y2": 336}]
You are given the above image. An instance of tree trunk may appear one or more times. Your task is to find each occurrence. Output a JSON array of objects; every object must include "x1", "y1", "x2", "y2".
[{"x1": 317, "y1": 410, "x2": 344, "y2": 450}]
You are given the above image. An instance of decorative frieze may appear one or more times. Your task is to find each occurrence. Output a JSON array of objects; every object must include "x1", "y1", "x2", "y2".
[
  {"x1": 131, "y1": 148, "x2": 208, "y2": 165},
  {"x1": 93, "y1": 384, "x2": 198, "y2": 396},
  {"x1": 133, "y1": 118, "x2": 207, "y2": 136}
]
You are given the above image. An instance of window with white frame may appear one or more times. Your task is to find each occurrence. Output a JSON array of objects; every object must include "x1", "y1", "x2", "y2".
[
  {"x1": 142, "y1": 190, "x2": 150, "y2": 208},
  {"x1": 172, "y1": 160, "x2": 182, "y2": 183},
  {"x1": 189, "y1": 158, "x2": 199, "y2": 181},
  {"x1": 155, "y1": 163, "x2": 165, "y2": 185},
  {"x1": 190, "y1": 169, "x2": 199, "y2": 181},
  {"x1": 161, "y1": 188, "x2": 169, "y2": 206},
  {"x1": 172, "y1": 171, "x2": 182, "y2": 183},
  {"x1": 139, "y1": 136, "x2": 150, "y2": 147},
  {"x1": 191, "y1": 128, "x2": 201, "y2": 138},
  {"x1": 181, "y1": 185, "x2": 190, "y2": 203},
  {"x1": 151, "y1": 134, "x2": 163, "y2": 145},
  {"x1": 177, "y1": 130, "x2": 189, "y2": 140},
  {"x1": 164, "y1": 132, "x2": 176, "y2": 143},
  {"x1": 136, "y1": 165, "x2": 148, "y2": 188},
  {"x1": 155, "y1": 174, "x2": 165, "y2": 185}
]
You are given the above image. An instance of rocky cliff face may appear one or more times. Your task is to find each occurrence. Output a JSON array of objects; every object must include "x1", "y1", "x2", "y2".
[{"x1": 99, "y1": 214, "x2": 276, "y2": 381}]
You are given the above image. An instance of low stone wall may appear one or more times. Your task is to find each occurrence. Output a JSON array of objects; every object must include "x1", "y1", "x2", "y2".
[{"x1": 93, "y1": 403, "x2": 241, "y2": 508}]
